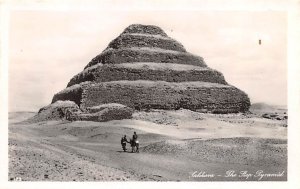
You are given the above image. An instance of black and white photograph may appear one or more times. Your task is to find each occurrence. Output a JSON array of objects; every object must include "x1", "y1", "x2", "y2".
[{"x1": 1, "y1": 0, "x2": 300, "y2": 188}]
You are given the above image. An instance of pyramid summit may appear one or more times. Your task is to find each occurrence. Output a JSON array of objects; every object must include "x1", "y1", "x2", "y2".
[
  {"x1": 48, "y1": 24, "x2": 250, "y2": 120},
  {"x1": 84, "y1": 24, "x2": 206, "y2": 69}
]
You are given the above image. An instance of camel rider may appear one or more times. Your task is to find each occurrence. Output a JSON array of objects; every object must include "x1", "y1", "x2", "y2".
[
  {"x1": 132, "y1": 131, "x2": 138, "y2": 145},
  {"x1": 121, "y1": 135, "x2": 128, "y2": 151}
]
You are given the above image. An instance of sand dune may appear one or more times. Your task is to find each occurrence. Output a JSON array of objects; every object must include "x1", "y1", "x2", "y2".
[{"x1": 9, "y1": 109, "x2": 287, "y2": 181}]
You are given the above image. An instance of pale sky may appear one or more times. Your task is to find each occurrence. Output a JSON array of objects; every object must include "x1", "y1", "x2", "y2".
[{"x1": 9, "y1": 10, "x2": 287, "y2": 112}]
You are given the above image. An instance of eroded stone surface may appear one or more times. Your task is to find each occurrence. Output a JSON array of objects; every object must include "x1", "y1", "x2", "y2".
[
  {"x1": 66, "y1": 103, "x2": 134, "y2": 122},
  {"x1": 42, "y1": 24, "x2": 250, "y2": 121},
  {"x1": 29, "y1": 101, "x2": 133, "y2": 122},
  {"x1": 85, "y1": 47, "x2": 206, "y2": 69},
  {"x1": 107, "y1": 33, "x2": 186, "y2": 52},
  {"x1": 53, "y1": 81, "x2": 250, "y2": 113},
  {"x1": 122, "y1": 24, "x2": 168, "y2": 36},
  {"x1": 67, "y1": 63, "x2": 227, "y2": 87},
  {"x1": 27, "y1": 101, "x2": 80, "y2": 122}
]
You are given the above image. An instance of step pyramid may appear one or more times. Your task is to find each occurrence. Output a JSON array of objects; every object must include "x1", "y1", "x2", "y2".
[{"x1": 51, "y1": 24, "x2": 250, "y2": 113}]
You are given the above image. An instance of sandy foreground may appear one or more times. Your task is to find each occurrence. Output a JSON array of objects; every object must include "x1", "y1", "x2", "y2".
[{"x1": 8, "y1": 109, "x2": 287, "y2": 181}]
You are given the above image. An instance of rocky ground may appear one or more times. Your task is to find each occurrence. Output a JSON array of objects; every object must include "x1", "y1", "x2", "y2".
[{"x1": 8, "y1": 107, "x2": 287, "y2": 181}]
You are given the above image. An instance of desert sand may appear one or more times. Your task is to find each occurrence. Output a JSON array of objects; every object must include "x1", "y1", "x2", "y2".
[{"x1": 8, "y1": 107, "x2": 287, "y2": 181}]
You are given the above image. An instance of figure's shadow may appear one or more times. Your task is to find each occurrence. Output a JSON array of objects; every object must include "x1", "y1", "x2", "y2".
[{"x1": 116, "y1": 150, "x2": 138, "y2": 153}]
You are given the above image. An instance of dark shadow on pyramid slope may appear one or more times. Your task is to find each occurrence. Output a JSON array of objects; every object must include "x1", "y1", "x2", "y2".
[{"x1": 51, "y1": 24, "x2": 251, "y2": 113}]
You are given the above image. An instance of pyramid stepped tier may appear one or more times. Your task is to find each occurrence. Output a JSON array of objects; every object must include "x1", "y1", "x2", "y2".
[
  {"x1": 47, "y1": 24, "x2": 251, "y2": 115},
  {"x1": 85, "y1": 24, "x2": 205, "y2": 68},
  {"x1": 67, "y1": 63, "x2": 227, "y2": 87},
  {"x1": 52, "y1": 81, "x2": 250, "y2": 113},
  {"x1": 85, "y1": 47, "x2": 206, "y2": 69},
  {"x1": 107, "y1": 33, "x2": 187, "y2": 52}
]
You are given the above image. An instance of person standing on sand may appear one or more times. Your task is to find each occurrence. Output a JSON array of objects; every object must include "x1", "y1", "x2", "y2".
[
  {"x1": 132, "y1": 131, "x2": 138, "y2": 144},
  {"x1": 131, "y1": 131, "x2": 139, "y2": 153},
  {"x1": 121, "y1": 135, "x2": 129, "y2": 152}
]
